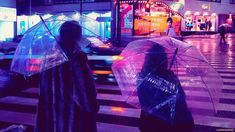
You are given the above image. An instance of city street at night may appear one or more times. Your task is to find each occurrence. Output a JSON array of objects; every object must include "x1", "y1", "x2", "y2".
[
  {"x1": 1, "y1": 0, "x2": 235, "y2": 132},
  {"x1": 0, "y1": 34, "x2": 235, "y2": 131}
]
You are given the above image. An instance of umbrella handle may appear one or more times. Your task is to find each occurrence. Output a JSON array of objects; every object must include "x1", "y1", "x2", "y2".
[{"x1": 169, "y1": 48, "x2": 178, "y2": 70}]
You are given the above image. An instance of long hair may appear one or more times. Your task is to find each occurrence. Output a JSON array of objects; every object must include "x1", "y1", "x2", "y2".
[
  {"x1": 140, "y1": 42, "x2": 168, "y2": 77},
  {"x1": 59, "y1": 20, "x2": 82, "y2": 57}
]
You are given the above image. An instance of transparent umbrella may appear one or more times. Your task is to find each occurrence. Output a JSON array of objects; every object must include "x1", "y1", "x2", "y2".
[
  {"x1": 112, "y1": 36, "x2": 222, "y2": 124},
  {"x1": 11, "y1": 13, "x2": 105, "y2": 76},
  {"x1": 219, "y1": 23, "x2": 232, "y2": 28}
]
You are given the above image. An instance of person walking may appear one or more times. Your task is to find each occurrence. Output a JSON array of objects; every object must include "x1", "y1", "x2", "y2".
[
  {"x1": 35, "y1": 21, "x2": 99, "y2": 132},
  {"x1": 208, "y1": 20, "x2": 212, "y2": 31},
  {"x1": 219, "y1": 26, "x2": 226, "y2": 44},
  {"x1": 205, "y1": 19, "x2": 209, "y2": 31}
]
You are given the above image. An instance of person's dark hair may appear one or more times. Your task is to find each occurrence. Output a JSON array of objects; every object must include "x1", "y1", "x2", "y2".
[
  {"x1": 140, "y1": 41, "x2": 168, "y2": 76},
  {"x1": 59, "y1": 20, "x2": 82, "y2": 55},
  {"x1": 167, "y1": 17, "x2": 173, "y2": 24}
]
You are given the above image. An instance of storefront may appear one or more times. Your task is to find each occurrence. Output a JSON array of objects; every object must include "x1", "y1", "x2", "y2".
[
  {"x1": 119, "y1": 0, "x2": 183, "y2": 36},
  {"x1": 82, "y1": 12, "x2": 111, "y2": 40},
  {"x1": 17, "y1": 14, "x2": 53, "y2": 35},
  {"x1": 182, "y1": 11, "x2": 217, "y2": 32},
  {"x1": 17, "y1": 12, "x2": 111, "y2": 40},
  {"x1": 0, "y1": 7, "x2": 16, "y2": 41}
]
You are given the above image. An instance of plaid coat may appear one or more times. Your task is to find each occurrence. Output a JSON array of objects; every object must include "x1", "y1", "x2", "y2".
[{"x1": 35, "y1": 51, "x2": 99, "y2": 132}]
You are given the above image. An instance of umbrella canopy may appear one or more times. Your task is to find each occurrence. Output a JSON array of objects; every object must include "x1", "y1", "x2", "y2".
[
  {"x1": 218, "y1": 23, "x2": 232, "y2": 33},
  {"x1": 219, "y1": 23, "x2": 232, "y2": 28},
  {"x1": 11, "y1": 13, "x2": 104, "y2": 76},
  {"x1": 112, "y1": 36, "x2": 222, "y2": 123}
]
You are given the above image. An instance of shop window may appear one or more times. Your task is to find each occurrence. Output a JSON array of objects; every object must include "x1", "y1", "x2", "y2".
[
  {"x1": 133, "y1": 1, "x2": 182, "y2": 35},
  {"x1": 183, "y1": 12, "x2": 216, "y2": 32}
]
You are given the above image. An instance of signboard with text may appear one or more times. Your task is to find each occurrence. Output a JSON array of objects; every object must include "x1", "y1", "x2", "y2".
[
  {"x1": 120, "y1": 3, "x2": 133, "y2": 35},
  {"x1": 134, "y1": 16, "x2": 181, "y2": 35}
]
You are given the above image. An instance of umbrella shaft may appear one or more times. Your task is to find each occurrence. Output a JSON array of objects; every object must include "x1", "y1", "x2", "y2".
[{"x1": 169, "y1": 48, "x2": 178, "y2": 70}]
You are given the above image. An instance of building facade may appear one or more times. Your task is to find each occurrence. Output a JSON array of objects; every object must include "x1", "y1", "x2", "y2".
[
  {"x1": 181, "y1": 0, "x2": 235, "y2": 33},
  {"x1": 16, "y1": 0, "x2": 112, "y2": 40},
  {"x1": 0, "y1": 0, "x2": 16, "y2": 41},
  {"x1": 16, "y1": 0, "x2": 235, "y2": 46}
]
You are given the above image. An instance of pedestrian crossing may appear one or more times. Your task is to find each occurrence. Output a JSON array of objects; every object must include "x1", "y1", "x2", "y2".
[
  {"x1": 0, "y1": 36, "x2": 235, "y2": 132},
  {"x1": 0, "y1": 81, "x2": 235, "y2": 131}
]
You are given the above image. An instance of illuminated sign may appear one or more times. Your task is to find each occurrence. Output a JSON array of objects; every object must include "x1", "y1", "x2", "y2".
[
  {"x1": 134, "y1": 16, "x2": 181, "y2": 35},
  {"x1": 201, "y1": 4, "x2": 210, "y2": 10},
  {"x1": 120, "y1": 4, "x2": 133, "y2": 34},
  {"x1": 0, "y1": 7, "x2": 16, "y2": 21}
]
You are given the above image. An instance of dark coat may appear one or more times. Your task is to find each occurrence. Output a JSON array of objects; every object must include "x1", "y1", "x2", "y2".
[
  {"x1": 138, "y1": 70, "x2": 194, "y2": 132},
  {"x1": 35, "y1": 51, "x2": 99, "y2": 132},
  {"x1": 219, "y1": 26, "x2": 226, "y2": 38}
]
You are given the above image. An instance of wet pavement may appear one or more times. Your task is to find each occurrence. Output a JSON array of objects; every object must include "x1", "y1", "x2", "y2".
[
  {"x1": 183, "y1": 33, "x2": 235, "y2": 131},
  {"x1": 0, "y1": 34, "x2": 235, "y2": 132}
]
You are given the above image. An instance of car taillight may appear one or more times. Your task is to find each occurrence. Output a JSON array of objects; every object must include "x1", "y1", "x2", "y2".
[
  {"x1": 26, "y1": 58, "x2": 43, "y2": 72},
  {"x1": 93, "y1": 70, "x2": 112, "y2": 75},
  {"x1": 98, "y1": 44, "x2": 111, "y2": 48}
]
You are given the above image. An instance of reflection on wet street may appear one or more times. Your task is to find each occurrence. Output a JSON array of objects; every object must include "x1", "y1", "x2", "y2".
[{"x1": 184, "y1": 34, "x2": 235, "y2": 130}]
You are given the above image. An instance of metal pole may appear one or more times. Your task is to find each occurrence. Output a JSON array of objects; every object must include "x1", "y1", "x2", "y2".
[
  {"x1": 169, "y1": 48, "x2": 178, "y2": 70},
  {"x1": 117, "y1": 0, "x2": 121, "y2": 47},
  {"x1": 111, "y1": 0, "x2": 116, "y2": 46},
  {"x1": 80, "y1": 0, "x2": 83, "y2": 15},
  {"x1": 29, "y1": 0, "x2": 32, "y2": 16},
  {"x1": 132, "y1": 0, "x2": 135, "y2": 36},
  {"x1": 80, "y1": 0, "x2": 83, "y2": 24}
]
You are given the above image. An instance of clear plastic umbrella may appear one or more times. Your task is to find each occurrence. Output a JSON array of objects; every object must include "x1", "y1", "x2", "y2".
[
  {"x1": 219, "y1": 23, "x2": 232, "y2": 28},
  {"x1": 11, "y1": 13, "x2": 104, "y2": 76},
  {"x1": 112, "y1": 36, "x2": 222, "y2": 123}
]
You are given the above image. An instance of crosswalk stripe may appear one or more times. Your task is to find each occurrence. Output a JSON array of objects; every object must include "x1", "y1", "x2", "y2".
[
  {"x1": 193, "y1": 114, "x2": 235, "y2": 128},
  {"x1": 97, "y1": 122, "x2": 140, "y2": 132},
  {"x1": 0, "y1": 110, "x2": 35, "y2": 126}
]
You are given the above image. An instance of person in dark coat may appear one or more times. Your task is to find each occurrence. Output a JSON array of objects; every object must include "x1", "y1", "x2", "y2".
[
  {"x1": 219, "y1": 26, "x2": 226, "y2": 44},
  {"x1": 208, "y1": 20, "x2": 212, "y2": 31},
  {"x1": 137, "y1": 42, "x2": 194, "y2": 132},
  {"x1": 35, "y1": 21, "x2": 99, "y2": 132}
]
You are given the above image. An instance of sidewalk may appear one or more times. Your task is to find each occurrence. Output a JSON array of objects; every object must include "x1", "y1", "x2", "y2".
[
  {"x1": 118, "y1": 33, "x2": 235, "y2": 47},
  {"x1": 183, "y1": 33, "x2": 235, "y2": 39}
]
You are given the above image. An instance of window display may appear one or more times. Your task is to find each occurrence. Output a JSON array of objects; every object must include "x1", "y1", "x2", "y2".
[{"x1": 183, "y1": 11, "x2": 217, "y2": 32}]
